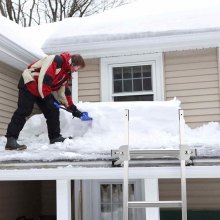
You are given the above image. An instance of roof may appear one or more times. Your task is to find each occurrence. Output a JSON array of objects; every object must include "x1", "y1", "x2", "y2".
[
  {"x1": 1, "y1": 0, "x2": 220, "y2": 62},
  {"x1": 40, "y1": 0, "x2": 220, "y2": 57}
]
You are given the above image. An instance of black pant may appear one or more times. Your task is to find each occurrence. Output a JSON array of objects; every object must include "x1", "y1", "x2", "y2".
[{"x1": 6, "y1": 88, "x2": 60, "y2": 140}]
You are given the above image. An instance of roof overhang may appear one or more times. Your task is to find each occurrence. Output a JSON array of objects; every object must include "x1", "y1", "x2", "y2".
[
  {"x1": 42, "y1": 29, "x2": 220, "y2": 58},
  {"x1": 1, "y1": 165, "x2": 220, "y2": 181},
  {"x1": 0, "y1": 157, "x2": 220, "y2": 180},
  {"x1": 0, "y1": 34, "x2": 42, "y2": 70}
]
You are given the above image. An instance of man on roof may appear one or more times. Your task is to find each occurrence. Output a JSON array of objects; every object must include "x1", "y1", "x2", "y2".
[{"x1": 5, "y1": 52, "x2": 85, "y2": 150}]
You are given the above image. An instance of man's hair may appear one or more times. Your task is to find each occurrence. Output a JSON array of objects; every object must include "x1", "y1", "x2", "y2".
[{"x1": 71, "y1": 54, "x2": 85, "y2": 68}]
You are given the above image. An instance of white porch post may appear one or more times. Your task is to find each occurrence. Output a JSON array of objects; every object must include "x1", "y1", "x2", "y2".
[
  {"x1": 144, "y1": 178, "x2": 160, "y2": 220},
  {"x1": 56, "y1": 179, "x2": 71, "y2": 220}
]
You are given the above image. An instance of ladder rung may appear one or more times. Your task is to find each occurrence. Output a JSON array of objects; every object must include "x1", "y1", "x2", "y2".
[{"x1": 128, "y1": 201, "x2": 182, "y2": 208}]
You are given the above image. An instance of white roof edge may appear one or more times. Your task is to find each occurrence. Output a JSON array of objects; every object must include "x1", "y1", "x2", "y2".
[
  {"x1": 42, "y1": 30, "x2": 220, "y2": 58},
  {"x1": 0, "y1": 166, "x2": 220, "y2": 180},
  {"x1": 0, "y1": 34, "x2": 42, "y2": 70}
]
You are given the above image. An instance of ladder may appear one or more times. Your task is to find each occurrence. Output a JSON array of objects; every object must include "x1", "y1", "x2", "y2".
[{"x1": 111, "y1": 109, "x2": 196, "y2": 220}]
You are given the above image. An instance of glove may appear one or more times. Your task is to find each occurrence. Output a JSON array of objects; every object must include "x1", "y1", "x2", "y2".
[
  {"x1": 68, "y1": 104, "x2": 83, "y2": 118},
  {"x1": 44, "y1": 94, "x2": 57, "y2": 110}
]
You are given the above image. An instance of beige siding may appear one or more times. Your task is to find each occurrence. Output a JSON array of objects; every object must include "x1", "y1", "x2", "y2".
[
  {"x1": 160, "y1": 179, "x2": 220, "y2": 210},
  {"x1": 0, "y1": 63, "x2": 20, "y2": 136},
  {"x1": 0, "y1": 62, "x2": 39, "y2": 136},
  {"x1": 164, "y1": 48, "x2": 220, "y2": 128},
  {"x1": 78, "y1": 59, "x2": 100, "y2": 102}
]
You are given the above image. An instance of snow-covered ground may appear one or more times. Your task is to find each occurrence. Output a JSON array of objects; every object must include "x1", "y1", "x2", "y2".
[{"x1": 0, "y1": 100, "x2": 219, "y2": 162}]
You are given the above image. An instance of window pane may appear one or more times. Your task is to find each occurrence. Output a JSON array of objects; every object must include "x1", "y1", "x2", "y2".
[
  {"x1": 113, "y1": 204, "x2": 122, "y2": 220},
  {"x1": 128, "y1": 208, "x2": 135, "y2": 220},
  {"x1": 123, "y1": 80, "x2": 132, "y2": 92},
  {"x1": 113, "y1": 67, "x2": 122, "y2": 80},
  {"x1": 112, "y1": 184, "x2": 123, "y2": 203},
  {"x1": 133, "y1": 66, "x2": 141, "y2": 78},
  {"x1": 123, "y1": 67, "x2": 132, "y2": 79},
  {"x1": 143, "y1": 78, "x2": 152, "y2": 90},
  {"x1": 129, "y1": 184, "x2": 135, "y2": 201},
  {"x1": 101, "y1": 184, "x2": 111, "y2": 203},
  {"x1": 101, "y1": 204, "x2": 111, "y2": 220},
  {"x1": 133, "y1": 79, "x2": 142, "y2": 91},
  {"x1": 114, "y1": 80, "x2": 122, "y2": 93},
  {"x1": 114, "y1": 95, "x2": 153, "y2": 101},
  {"x1": 143, "y1": 65, "x2": 151, "y2": 77}
]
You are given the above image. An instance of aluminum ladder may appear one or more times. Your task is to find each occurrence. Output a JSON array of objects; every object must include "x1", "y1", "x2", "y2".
[{"x1": 111, "y1": 109, "x2": 196, "y2": 220}]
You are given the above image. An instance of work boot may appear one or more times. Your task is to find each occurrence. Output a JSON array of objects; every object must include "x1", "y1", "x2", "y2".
[
  {"x1": 5, "y1": 137, "x2": 27, "y2": 151},
  {"x1": 50, "y1": 135, "x2": 72, "y2": 144}
]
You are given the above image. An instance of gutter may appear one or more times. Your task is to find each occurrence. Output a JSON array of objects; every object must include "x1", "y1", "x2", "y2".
[{"x1": 0, "y1": 156, "x2": 220, "y2": 170}]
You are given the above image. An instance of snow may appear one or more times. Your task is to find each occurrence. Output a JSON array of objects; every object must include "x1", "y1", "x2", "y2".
[
  {"x1": 1, "y1": 0, "x2": 220, "y2": 162},
  {"x1": 0, "y1": 15, "x2": 45, "y2": 57},
  {"x1": 2, "y1": 0, "x2": 220, "y2": 54},
  {"x1": 42, "y1": 0, "x2": 220, "y2": 45},
  {"x1": 0, "y1": 99, "x2": 220, "y2": 162}
]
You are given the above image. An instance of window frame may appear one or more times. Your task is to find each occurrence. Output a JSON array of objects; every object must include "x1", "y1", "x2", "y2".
[{"x1": 101, "y1": 53, "x2": 164, "y2": 102}]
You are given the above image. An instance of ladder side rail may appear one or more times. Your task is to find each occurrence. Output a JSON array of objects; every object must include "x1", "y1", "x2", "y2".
[
  {"x1": 123, "y1": 110, "x2": 130, "y2": 220},
  {"x1": 179, "y1": 109, "x2": 187, "y2": 220}
]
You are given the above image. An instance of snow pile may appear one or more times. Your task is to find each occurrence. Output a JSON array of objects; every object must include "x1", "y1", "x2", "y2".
[
  {"x1": 0, "y1": 100, "x2": 180, "y2": 161},
  {"x1": 0, "y1": 100, "x2": 220, "y2": 162}
]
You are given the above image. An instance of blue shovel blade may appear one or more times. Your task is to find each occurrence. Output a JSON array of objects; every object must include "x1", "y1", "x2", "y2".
[{"x1": 81, "y1": 112, "x2": 93, "y2": 121}]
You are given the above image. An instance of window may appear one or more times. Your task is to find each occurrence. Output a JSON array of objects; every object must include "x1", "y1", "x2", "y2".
[
  {"x1": 100, "y1": 183, "x2": 135, "y2": 220},
  {"x1": 79, "y1": 180, "x2": 145, "y2": 220},
  {"x1": 101, "y1": 54, "x2": 164, "y2": 101},
  {"x1": 113, "y1": 65, "x2": 153, "y2": 101}
]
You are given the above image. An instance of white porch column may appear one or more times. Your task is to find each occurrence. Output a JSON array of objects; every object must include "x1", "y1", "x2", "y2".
[
  {"x1": 144, "y1": 178, "x2": 160, "y2": 220},
  {"x1": 56, "y1": 179, "x2": 71, "y2": 220}
]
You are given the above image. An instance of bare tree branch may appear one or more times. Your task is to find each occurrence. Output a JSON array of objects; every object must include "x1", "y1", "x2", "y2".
[
  {"x1": 0, "y1": 0, "x2": 7, "y2": 16},
  {"x1": 28, "y1": 0, "x2": 35, "y2": 26},
  {"x1": 1, "y1": 0, "x2": 131, "y2": 26}
]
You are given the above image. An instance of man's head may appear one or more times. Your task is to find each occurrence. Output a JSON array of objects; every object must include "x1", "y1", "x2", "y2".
[{"x1": 70, "y1": 54, "x2": 85, "y2": 72}]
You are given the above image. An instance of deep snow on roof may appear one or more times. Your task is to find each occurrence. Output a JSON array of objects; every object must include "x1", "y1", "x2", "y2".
[
  {"x1": 0, "y1": 100, "x2": 220, "y2": 162},
  {"x1": 2, "y1": 0, "x2": 220, "y2": 56},
  {"x1": 41, "y1": 0, "x2": 220, "y2": 45}
]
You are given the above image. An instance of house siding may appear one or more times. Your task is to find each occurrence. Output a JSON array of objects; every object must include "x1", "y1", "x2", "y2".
[
  {"x1": 78, "y1": 58, "x2": 100, "y2": 102},
  {"x1": 0, "y1": 63, "x2": 21, "y2": 136},
  {"x1": 0, "y1": 62, "x2": 39, "y2": 136},
  {"x1": 160, "y1": 179, "x2": 220, "y2": 210},
  {"x1": 164, "y1": 48, "x2": 220, "y2": 128}
]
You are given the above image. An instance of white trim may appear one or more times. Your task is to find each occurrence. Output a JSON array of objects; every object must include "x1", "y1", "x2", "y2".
[
  {"x1": 101, "y1": 53, "x2": 164, "y2": 101},
  {"x1": 56, "y1": 179, "x2": 71, "y2": 220},
  {"x1": 144, "y1": 178, "x2": 160, "y2": 220},
  {"x1": 1, "y1": 166, "x2": 220, "y2": 180},
  {"x1": 72, "y1": 72, "x2": 79, "y2": 103}
]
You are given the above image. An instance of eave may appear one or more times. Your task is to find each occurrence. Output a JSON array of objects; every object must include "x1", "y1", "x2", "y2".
[
  {"x1": 0, "y1": 157, "x2": 220, "y2": 180},
  {"x1": 0, "y1": 33, "x2": 42, "y2": 70},
  {"x1": 42, "y1": 29, "x2": 220, "y2": 58}
]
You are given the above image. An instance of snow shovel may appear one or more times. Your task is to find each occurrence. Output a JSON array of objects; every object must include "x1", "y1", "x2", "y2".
[{"x1": 53, "y1": 102, "x2": 93, "y2": 121}]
